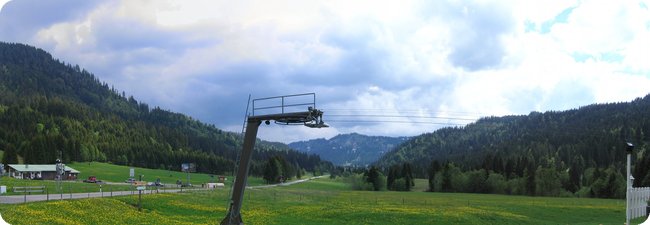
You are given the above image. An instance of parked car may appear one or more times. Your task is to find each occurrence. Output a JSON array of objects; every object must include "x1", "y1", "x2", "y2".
[
  {"x1": 125, "y1": 178, "x2": 136, "y2": 183},
  {"x1": 147, "y1": 181, "x2": 163, "y2": 187},
  {"x1": 83, "y1": 176, "x2": 103, "y2": 184}
]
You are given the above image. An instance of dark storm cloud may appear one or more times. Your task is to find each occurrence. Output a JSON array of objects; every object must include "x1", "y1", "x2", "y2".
[
  {"x1": 448, "y1": 6, "x2": 514, "y2": 71},
  {"x1": 0, "y1": 0, "x2": 102, "y2": 41},
  {"x1": 169, "y1": 62, "x2": 282, "y2": 128},
  {"x1": 421, "y1": 1, "x2": 515, "y2": 71},
  {"x1": 283, "y1": 20, "x2": 428, "y2": 92}
]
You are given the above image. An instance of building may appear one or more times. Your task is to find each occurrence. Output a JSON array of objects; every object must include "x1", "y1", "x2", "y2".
[{"x1": 6, "y1": 164, "x2": 80, "y2": 180}]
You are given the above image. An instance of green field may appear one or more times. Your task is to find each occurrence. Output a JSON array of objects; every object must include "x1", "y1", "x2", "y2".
[
  {"x1": 0, "y1": 162, "x2": 273, "y2": 195},
  {"x1": 69, "y1": 162, "x2": 269, "y2": 186},
  {"x1": 0, "y1": 176, "x2": 136, "y2": 195},
  {"x1": 0, "y1": 177, "x2": 640, "y2": 225}
]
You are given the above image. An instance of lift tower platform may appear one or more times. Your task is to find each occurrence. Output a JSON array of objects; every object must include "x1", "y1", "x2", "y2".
[{"x1": 221, "y1": 93, "x2": 327, "y2": 225}]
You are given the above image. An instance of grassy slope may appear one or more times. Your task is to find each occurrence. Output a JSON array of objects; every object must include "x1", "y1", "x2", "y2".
[
  {"x1": 0, "y1": 162, "x2": 271, "y2": 196},
  {"x1": 68, "y1": 162, "x2": 266, "y2": 186},
  {"x1": 0, "y1": 178, "x2": 637, "y2": 225},
  {"x1": 0, "y1": 176, "x2": 135, "y2": 195}
]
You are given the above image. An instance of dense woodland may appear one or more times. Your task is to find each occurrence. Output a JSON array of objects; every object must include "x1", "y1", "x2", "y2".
[
  {"x1": 376, "y1": 94, "x2": 650, "y2": 198},
  {"x1": 0, "y1": 42, "x2": 332, "y2": 176}
]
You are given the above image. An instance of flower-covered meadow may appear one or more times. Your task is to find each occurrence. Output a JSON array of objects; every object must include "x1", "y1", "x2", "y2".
[{"x1": 0, "y1": 178, "x2": 631, "y2": 224}]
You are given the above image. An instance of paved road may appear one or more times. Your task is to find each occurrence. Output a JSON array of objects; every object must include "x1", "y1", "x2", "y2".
[
  {"x1": 0, "y1": 187, "x2": 195, "y2": 204},
  {"x1": 0, "y1": 175, "x2": 326, "y2": 204}
]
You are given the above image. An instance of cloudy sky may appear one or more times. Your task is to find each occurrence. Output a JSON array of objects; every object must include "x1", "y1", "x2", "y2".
[{"x1": 1, "y1": 0, "x2": 649, "y2": 143}]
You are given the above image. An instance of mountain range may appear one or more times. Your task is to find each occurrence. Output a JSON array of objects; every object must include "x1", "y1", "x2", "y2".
[{"x1": 289, "y1": 133, "x2": 409, "y2": 166}]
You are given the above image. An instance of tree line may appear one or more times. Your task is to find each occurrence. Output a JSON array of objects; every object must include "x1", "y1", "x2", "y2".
[
  {"x1": 0, "y1": 42, "x2": 333, "y2": 175},
  {"x1": 373, "y1": 93, "x2": 650, "y2": 198}
]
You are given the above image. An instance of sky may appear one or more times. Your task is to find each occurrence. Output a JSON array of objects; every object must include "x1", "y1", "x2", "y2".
[{"x1": 1, "y1": 0, "x2": 649, "y2": 143}]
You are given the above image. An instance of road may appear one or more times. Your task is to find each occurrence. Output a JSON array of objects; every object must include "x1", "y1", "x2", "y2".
[
  {"x1": 0, "y1": 175, "x2": 326, "y2": 204},
  {"x1": 0, "y1": 187, "x2": 194, "y2": 204}
]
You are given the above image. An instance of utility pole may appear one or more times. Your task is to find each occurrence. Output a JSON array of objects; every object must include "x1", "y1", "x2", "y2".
[
  {"x1": 56, "y1": 151, "x2": 64, "y2": 200},
  {"x1": 626, "y1": 142, "x2": 634, "y2": 225}
]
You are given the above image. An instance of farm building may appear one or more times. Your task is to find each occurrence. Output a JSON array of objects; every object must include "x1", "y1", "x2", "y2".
[{"x1": 5, "y1": 164, "x2": 80, "y2": 180}]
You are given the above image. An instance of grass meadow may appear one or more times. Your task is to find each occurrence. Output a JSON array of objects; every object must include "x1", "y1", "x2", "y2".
[
  {"x1": 68, "y1": 162, "x2": 268, "y2": 186},
  {"x1": 0, "y1": 176, "x2": 640, "y2": 225},
  {"x1": 0, "y1": 162, "x2": 272, "y2": 196}
]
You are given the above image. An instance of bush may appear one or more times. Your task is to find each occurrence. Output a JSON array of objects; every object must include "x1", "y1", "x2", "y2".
[
  {"x1": 486, "y1": 173, "x2": 507, "y2": 194},
  {"x1": 575, "y1": 187, "x2": 592, "y2": 198},
  {"x1": 391, "y1": 178, "x2": 408, "y2": 191},
  {"x1": 346, "y1": 173, "x2": 373, "y2": 191}
]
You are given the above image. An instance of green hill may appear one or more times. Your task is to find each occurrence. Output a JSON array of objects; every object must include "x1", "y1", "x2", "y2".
[
  {"x1": 0, "y1": 42, "x2": 332, "y2": 176},
  {"x1": 376, "y1": 95, "x2": 650, "y2": 197}
]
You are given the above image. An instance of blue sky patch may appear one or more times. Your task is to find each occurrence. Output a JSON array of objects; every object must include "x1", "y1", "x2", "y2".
[
  {"x1": 571, "y1": 52, "x2": 592, "y2": 63},
  {"x1": 600, "y1": 52, "x2": 624, "y2": 63},
  {"x1": 540, "y1": 7, "x2": 576, "y2": 34},
  {"x1": 571, "y1": 52, "x2": 624, "y2": 63},
  {"x1": 524, "y1": 20, "x2": 536, "y2": 32}
]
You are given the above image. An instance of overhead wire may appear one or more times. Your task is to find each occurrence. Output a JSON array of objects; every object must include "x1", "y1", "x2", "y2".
[
  {"x1": 327, "y1": 114, "x2": 478, "y2": 121},
  {"x1": 322, "y1": 108, "x2": 491, "y2": 117},
  {"x1": 320, "y1": 108, "x2": 481, "y2": 127},
  {"x1": 326, "y1": 120, "x2": 467, "y2": 126},
  {"x1": 319, "y1": 108, "x2": 637, "y2": 141}
]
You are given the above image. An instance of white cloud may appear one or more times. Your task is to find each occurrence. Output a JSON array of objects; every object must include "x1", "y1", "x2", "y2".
[
  {"x1": 2, "y1": 0, "x2": 650, "y2": 143},
  {"x1": 0, "y1": 0, "x2": 10, "y2": 10}
]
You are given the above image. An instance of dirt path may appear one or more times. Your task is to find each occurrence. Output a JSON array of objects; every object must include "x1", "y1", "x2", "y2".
[{"x1": 247, "y1": 175, "x2": 327, "y2": 189}]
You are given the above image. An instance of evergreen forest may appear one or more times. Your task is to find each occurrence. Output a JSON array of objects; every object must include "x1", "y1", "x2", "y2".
[
  {"x1": 0, "y1": 42, "x2": 332, "y2": 177},
  {"x1": 376, "y1": 95, "x2": 650, "y2": 198}
]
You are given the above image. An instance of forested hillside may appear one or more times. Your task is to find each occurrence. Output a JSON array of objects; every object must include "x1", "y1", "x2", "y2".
[
  {"x1": 0, "y1": 42, "x2": 331, "y2": 175},
  {"x1": 376, "y1": 95, "x2": 650, "y2": 198},
  {"x1": 289, "y1": 133, "x2": 409, "y2": 166}
]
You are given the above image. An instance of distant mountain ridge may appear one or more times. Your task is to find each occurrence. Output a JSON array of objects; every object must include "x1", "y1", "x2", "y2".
[{"x1": 289, "y1": 133, "x2": 409, "y2": 166}]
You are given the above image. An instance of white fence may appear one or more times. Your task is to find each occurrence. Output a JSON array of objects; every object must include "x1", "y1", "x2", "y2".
[{"x1": 630, "y1": 187, "x2": 650, "y2": 219}]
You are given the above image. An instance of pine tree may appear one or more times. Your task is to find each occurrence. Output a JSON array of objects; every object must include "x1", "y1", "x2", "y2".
[
  {"x1": 402, "y1": 162, "x2": 414, "y2": 190},
  {"x1": 365, "y1": 166, "x2": 382, "y2": 191},
  {"x1": 263, "y1": 157, "x2": 282, "y2": 184},
  {"x1": 428, "y1": 160, "x2": 440, "y2": 192},
  {"x1": 387, "y1": 165, "x2": 395, "y2": 190},
  {"x1": 2, "y1": 144, "x2": 19, "y2": 165}
]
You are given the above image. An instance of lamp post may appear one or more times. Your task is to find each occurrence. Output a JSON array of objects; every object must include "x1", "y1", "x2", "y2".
[{"x1": 626, "y1": 142, "x2": 634, "y2": 225}]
